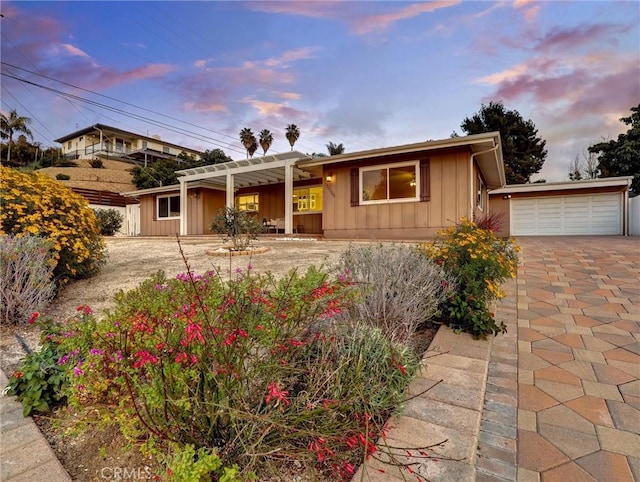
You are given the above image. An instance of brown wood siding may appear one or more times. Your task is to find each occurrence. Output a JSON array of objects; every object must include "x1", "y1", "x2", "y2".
[
  {"x1": 323, "y1": 149, "x2": 472, "y2": 240},
  {"x1": 488, "y1": 196, "x2": 511, "y2": 238}
]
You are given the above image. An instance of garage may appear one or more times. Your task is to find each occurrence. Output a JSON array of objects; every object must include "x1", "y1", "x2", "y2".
[
  {"x1": 511, "y1": 193, "x2": 623, "y2": 235},
  {"x1": 488, "y1": 177, "x2": 633, "y2": 237}
]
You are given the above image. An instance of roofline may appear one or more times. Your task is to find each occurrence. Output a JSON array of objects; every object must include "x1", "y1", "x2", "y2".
[
  {"x1": 54, "y1": 123, "x2": 203, "y2": 154},
  {"x1": 489, "y1": 176, "x2": 633, "y2": 195},
  {"x1": 297, "y1": 132, "x2": 502, "y2": 168},
  {"x1": 121, "y1": 180, "x2": 217, "y2": 197}
]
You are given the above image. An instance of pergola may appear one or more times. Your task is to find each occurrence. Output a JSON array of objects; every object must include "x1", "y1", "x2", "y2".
[{"x1": 175, "y1": 151, "x2": 316, "y2": 235}]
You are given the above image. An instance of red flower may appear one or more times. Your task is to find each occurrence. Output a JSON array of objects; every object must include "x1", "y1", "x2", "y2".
[
  {"x1": 12, "y1": 371, "x2": 23, "y2": 379},
  {"x1": 76, "y1": 305, "x2": 93, "y2": 315},
  {"x1": 27, "y1": 312, "x2": 39, "y2": 324},
  {"x1": 132, "y1": 350, "x2": 158, "y2": 368},
  {"x1": 265, "y1": 381, "x2": 290, "y2": 407}
]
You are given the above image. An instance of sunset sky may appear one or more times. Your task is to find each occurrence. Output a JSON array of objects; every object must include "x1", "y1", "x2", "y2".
[{"x1": 1, "y1": 1, "x2": 638, "y2": 182}]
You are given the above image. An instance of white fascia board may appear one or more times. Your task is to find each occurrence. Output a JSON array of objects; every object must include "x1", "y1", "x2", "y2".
[
  {"x1": 298, "y1": 132, "x2": 501, "y2": 168},
  {"x1": 489, "y1": 176, "x2": 633, "y2": 195},
  {"x1": 178, "y1": 158, "x2": 296, "y2": 183}
]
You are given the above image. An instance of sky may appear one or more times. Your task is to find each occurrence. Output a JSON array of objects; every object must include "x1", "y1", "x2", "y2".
[{"x1": 1, "y1": 0, "x2": 638, "y2": 182}]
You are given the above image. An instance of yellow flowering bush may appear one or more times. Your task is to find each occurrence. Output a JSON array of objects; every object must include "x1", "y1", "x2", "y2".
[
  {"x1": 0, "y1": 167, "x2": 106, "y2": 282},
  {"x1": 422, "y1": 218, "x2": 520, "y2": 338}
]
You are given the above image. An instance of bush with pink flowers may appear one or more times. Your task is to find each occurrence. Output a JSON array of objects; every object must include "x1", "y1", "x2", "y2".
[{"x1": 55, "y1": 264, "x2": 419, "y2": 480}]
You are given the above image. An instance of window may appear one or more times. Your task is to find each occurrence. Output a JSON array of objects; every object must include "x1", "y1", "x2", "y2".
[
  {"x1": 236, "y1": 193, "x2": 259, "y2": 212},
  {"x1": 294, "y1": 186, "x2": 323, "y2": 212},
  {"x1": 67, "y1": 141, "x2": 72, "y2": 149},
  {"x1": 477, "y1": 174, "x2": 485, "y2": 211},
  {"x1": 360, "y1": 162, "x2": 419, "y2": 204},
  {"x1": 157, "y1": 194, "x2": 180, "y2": 219},
  {"x1": 163, "y1": 146, "x2": 171, "y2": 154}
]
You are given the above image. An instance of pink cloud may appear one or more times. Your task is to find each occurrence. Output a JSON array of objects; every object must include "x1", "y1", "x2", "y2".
[
  {"x1": 183, "y1": 102, "x2": 228, "y2": 113},
  {"x1": 353, "y1": 1, "x2": 461, "y2": 34},
  {"x1": 61, "y1": 43, "x2": 90, "y2": 58},
  {"x1": 241, "y1": 98, "x2": 303, "y2": 118},
  {"x1": 535, "y1": 23, "x2": 631, "y2": 52},
  {"x1": 264, "y1": 47, "x2": 318, "y2": 67},
  {"x1": 247, "y1": 1, "x2": 345, "y2": 20},
  {"x1": 249, "y1": 0, "x2": 460, "y2": 35}
]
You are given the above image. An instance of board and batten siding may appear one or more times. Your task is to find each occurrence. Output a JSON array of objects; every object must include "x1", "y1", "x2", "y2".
[
  {"x1": 138, "y1": 189, "x2": 225, "y2": 236},
  {"x1": 322, "y1": 149, "x2": 472, "y2": 239}
]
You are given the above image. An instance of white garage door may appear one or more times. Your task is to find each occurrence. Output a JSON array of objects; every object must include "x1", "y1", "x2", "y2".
[{"x1": 511, "y1": 193, "x2": 623, "y2": 235}]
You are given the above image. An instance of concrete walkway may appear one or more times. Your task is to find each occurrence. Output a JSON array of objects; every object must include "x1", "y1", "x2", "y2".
[{"x1": 0, "y1": 369, "x2": 71, "y2": 481}]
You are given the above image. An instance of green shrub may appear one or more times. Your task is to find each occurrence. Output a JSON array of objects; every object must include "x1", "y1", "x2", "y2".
[
  {"x1": 55, "y1": 173, "x2": 70, "y2": 180},
  {"x1": 58, "y1": 265, "x2": 417, "y2": 479},
  {"x1": 4, "y1": 315, "x2": 69, "y2": 415},
  {"x1": 0, "y1": 235, "x2": 56, "y2": 325},
  {"x1": 94, "y1": 208, "x2": 124, "y2": 236},
  {"x1": 0, "y1": 167, "x2": 106, "y2": 283},
  {"x1": 338, "y1": 243, "x2": 455, "y2": 344},
  {"x1": 210, "y1": 206, "x2": 265, "y2": 250},
  {"x1": 88, "y1": 158, "x2": 103, "y2": 168},
  {"x1": 422, "y1": 218, "x2": 519, "y2": 338}
]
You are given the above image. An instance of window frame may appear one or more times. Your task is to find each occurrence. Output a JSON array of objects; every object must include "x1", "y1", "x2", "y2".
[
  {"x1": 236, "y1": 193, "x2": 259, "y2": 212},
  {"x1": 477, "y1": 173, "x2": 486, "y2": 211},
  {"x1": 359, "y1": 161, "x2": 420, "y2": 205},
  {"x1": 293, "y1": 185, "x2": 323, "y2": 213},
  {"x1": 157, "y1": 194, "x2": 181, "y2": 220}
]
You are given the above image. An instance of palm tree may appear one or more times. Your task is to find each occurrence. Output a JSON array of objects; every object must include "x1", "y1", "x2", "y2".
[
  {"x1": 259, "y1": 129, "x2": 274, "y2": 156},
  {"x1": 326, "y1": 142, "x2": 345, "y2": 155},
  {"x1": 248, "y1": 136, "x2": 258, "y2": 158},
  {"x1": 285, "y1": 124, "x2": 300, "y2": 151},
  {"x1": 1, "y1": 109, "x2": 33, "y2": 164},
  {"x1": 239, "y1": 127, "x2": 254, "y2": 159}
]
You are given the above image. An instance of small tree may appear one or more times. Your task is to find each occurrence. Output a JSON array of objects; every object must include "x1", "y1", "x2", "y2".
[
  {"x1": 326, "y1": 142, "x2": 345, "y2": 155},
  {"x1": 94, "y1": 208, "x2": 124, "y2": 236},
  {"x1": 210, "y1": 206, "x2": 265, "y2": 251}
]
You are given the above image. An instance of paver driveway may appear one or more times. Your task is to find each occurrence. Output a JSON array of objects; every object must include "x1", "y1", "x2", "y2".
[{"x1": 514, "y1": 237, "x2": 640, "y2": 482}]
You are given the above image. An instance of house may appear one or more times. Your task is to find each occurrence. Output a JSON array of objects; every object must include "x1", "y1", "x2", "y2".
[
  {"x1": 54, "y1": 124, "x2": 203, "y2": 165},
  {"x1": 122, "y1": 132, "x2": 506, "y2": 239},
  {"x1": 489, "y1": 177, "x2": 633, "y2": 236}
]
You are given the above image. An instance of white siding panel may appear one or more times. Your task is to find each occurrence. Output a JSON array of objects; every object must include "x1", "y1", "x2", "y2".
[{"x1": 511, "y1": 193, "x2": 622, "y2": 236}]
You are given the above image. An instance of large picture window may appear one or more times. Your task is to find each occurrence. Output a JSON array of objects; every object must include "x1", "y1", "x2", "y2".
[
  {"x1": 294, "y1": 186, "x2": 323, "y2": 212},
  {"x1": 360, "y1": 162, "x2": 419, "y2": 204},
  {"x1": 236, "y1": 193, "x2": 259, "y2": 212},
  {"x1": 157, "y1": 194, "x2": 180, "y2": 219}
]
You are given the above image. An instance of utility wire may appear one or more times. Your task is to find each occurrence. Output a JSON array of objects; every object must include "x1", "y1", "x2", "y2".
[{"x1": 2, "y1": 71, "x2": 248, "y2": 156}]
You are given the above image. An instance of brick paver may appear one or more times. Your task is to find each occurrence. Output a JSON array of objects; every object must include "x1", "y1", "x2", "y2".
[{"x1": 515, "y1": 237, "x2": 640, "y2": 481}]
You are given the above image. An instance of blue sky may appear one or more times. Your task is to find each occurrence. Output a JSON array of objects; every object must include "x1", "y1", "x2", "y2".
[{"x1": 1, "y1": 1, "x2": 638, "y2": 182}]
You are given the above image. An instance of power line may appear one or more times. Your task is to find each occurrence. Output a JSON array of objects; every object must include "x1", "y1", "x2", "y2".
[
  {"x1": 1, "y1": 62, "x2": 243, "y2": 147},
  {"x1": 1, "y1": 70, "x2": 248, "y2": 156}
]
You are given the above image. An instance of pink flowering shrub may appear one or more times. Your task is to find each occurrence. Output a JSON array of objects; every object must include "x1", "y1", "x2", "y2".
[{"x1": 58, "y1": 265, "x2": 418, "y2": 480}]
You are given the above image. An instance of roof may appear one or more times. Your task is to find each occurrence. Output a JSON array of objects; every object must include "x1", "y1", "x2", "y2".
[
  {"x1": 489, "y1": 176, "x2": 633, "y2": 195},
  {"x1": 54, "y1": 123, "x2": 203, "y2": 155},
  {"x1": 298, "y1": 132, "x2": 506, "y2": 189}
]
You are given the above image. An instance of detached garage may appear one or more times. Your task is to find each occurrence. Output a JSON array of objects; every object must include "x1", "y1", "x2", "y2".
[{"x1": 489, "y1": 177, "x2": 633, "y2": 237}]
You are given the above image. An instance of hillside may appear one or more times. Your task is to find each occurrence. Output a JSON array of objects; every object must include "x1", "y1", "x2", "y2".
[{"x1": 38, "y1": 158, "x2": 137, "y2": 193}]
